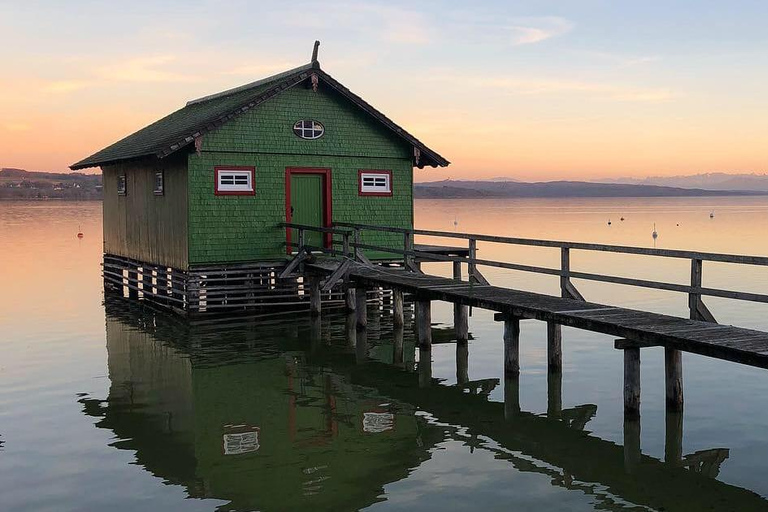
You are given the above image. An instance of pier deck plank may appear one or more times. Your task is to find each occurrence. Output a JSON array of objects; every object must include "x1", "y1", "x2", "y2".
[{"x1": 309, "y1": 261, "x2": 768, "y2": 369}]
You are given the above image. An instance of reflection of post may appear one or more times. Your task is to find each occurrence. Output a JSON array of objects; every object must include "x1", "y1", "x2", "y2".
[
  {"x1": 310, "y1": 314, "x2": 322, "y2": 352},
  {"x1": 393, "y1": 324, "x2": 404, "y2": 366},
  {"x1": 416, "y1": 300, "x2": 432, "y2": 349},
  {"x1": 356, "y1": 326, "x2": 368, "y2": 364},
  {"x1": 503, "y1": 316, "x2": 520, "y2": 378},
  {"x1": 355, "y1": 286, "x2": 367, "y2": 329},
  {"x1": 392, "y1": 289, "x2": 404, "y2": 327},
  {"x1": 504, "y1": 377, "x2": 520, "y2": 420},
  {"x1": 345, "y1": 286, "x2": 356, "y2": 313},
  {"x1": 624, "y1": 415, "x2": 642, "y2": 473},
  {"x1": 345, "y1": 313, "x2": 356, "y2": 349},
  {"x1": 456, "y1": 341, "x2": 469, "y2": 385},
  {"x1": 418, "y1": 347, "x2": 432, "y2": 388},
  {"x1": 665, "y1": 409, "x2": 683, "y2": 465},
  {"x1": 665, "y1": 348, "x2": 683, "y2": 411},
  {"x1": 309, "y1": 276, "x2": 321, "y2": 316},
  {"x1": 547, "y1": 369, "x2": 562, "y2": 419}
]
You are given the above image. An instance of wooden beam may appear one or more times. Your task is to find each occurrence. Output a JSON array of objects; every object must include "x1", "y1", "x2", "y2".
[{"x1": 309, "y1": 276, "x2": 321, "y2": 316}]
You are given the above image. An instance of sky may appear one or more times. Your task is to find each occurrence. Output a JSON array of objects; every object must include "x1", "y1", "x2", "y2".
[{"x1": 1, "y1": 0, "x2": 767, "y2": 181}]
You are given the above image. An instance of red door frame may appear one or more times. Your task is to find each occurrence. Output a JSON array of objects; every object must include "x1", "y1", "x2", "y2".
[{"x1": 285, "y1": 167, "x2": 333, "y2": 253}]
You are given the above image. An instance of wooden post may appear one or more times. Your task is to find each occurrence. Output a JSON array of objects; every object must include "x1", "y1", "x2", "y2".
[
  {"x1": 560, "y1": 247, "x2": 570, "y2": 298},
  {"x1": 392, "y1": 289, "x2": 404, "y2": 327},
  {"x1": 393, "y1": 323, "x2": 404, "y2": 366},
  {"x1": 665, "y1": 347, "x2": 683, "y2": 411},
  {"x1": 456, "y1": 341, "x2": 469, "y2": 385},
  {"x1": 665, "y1": 410, "x2": 683, "y2": 465},
  {"x1": 309, "y1": 276, "x2": 321, "y2": 316},
  {"x1": 453, "y1": 261, "x2": 469, "y2": 344},
  {"x1": 309, "y1": 314, "x2": 322, "y2": 352},
  {"x1": 468, "y1": 238, "x2": 477, "y2": 282},
  {"x1": 403, "y1": 231, "x2": 414, "y2": 270},
  {"x1": 127, "y1": 267, "x2": 139, "y2": 299},
  {"x1": 624, "y1": 347, "x2": 641, "y2": 419},
  {"x1": 298, "y1": 228, "x2": 305, "y2": 251},
  {"x1": 503, "y1": 316, "x2": 520, "y2": 378},
  {"x1": 689, "y1": 258, "x2": 703, "y2": 318},
  {"x1": 353, "y1": 228, "x2": 362, "y2": 262},
  {"x1": 547, "y1": 369, "x2": 562, "y2": 419},
  {"x1": 355, "y1": 286, "x2": 367, "y2": 329},
  {"x1": 547, "y1": 321, "x2": 562, "y2": 371},
  {"x1": 416, "y1": 299, "x2": 432, "y2": 349},
  {"x1": 342, "y1": 232, "x2": 351, "y2": 258},
  {"x1": 156, "y1": 268, "x2": 169, "y2": 304},
  {"x1": 141, "y1": 267, "x2": 153, "y2": 298}
]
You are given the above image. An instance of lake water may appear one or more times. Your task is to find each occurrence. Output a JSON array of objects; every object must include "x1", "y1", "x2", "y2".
[{"x1": 2, "y1": 197, "x2": 768, "y2": 511}]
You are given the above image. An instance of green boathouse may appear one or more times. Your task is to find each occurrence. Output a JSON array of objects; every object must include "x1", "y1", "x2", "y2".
[{"x1": 71, "y1": 43, "x2": 448, "y2": 313}]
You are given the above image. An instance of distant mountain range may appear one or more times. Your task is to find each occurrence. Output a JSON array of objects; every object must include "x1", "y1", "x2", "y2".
[
  {"x1": 415, "y1": 179, "x2": 767, "y2": 199},
  {"x1": 596, "y1": 172, "x2": 768, "y2": 192},
  {"x1": 0, "y1": 168, "x2": 102, "y2": 200}
]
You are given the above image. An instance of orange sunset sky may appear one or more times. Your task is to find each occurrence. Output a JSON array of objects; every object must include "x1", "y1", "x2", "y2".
[{"x1": 1, "y1": 1, "x2": 767, "y2": 182}]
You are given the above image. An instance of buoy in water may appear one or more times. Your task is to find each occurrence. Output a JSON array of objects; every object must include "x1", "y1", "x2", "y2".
[
  {"x1": 608, "y1": 219, "x2": 612, "y2": 226},
  {"x1": 710, "y1": 211, "x2": 715, "y2": 218},
  {"x1": 77, "y1": 224, "x2": 84, "y2": 239},
  {"x1": 652, "y1": 223, "x2": 658, "y2": 239},
  {"x1": 620, "y1": 217, "x2": 625, "y2": 221}
]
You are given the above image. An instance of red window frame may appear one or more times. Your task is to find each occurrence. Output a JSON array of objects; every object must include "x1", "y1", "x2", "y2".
[
  {"x1": 358, "y1": 169, "x2": 393, "y2": 197},
  {"x1": 285, "y1": 167, "x2": 333, "y2": 253},
  {"x1": 214, "y1": 166, "x2": 256, "y2": 196}
]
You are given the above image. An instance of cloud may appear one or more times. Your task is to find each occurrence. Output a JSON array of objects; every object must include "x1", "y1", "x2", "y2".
[{"x1": 507, "y1": 17, "x2": 574, "y2": 45}]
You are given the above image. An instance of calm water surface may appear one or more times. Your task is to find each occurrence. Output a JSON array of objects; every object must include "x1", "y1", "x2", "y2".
[{"x1": 2, "y1": 197, "x2": 768, "y2": 511}]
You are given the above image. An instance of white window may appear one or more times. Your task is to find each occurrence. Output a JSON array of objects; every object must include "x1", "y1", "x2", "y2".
[
  {"x1": 293, "y1": 119, "x2": 325, "y2": 139},
  {"x1": 215, "y1": 167, "x2": 255, "y2": 195},
  {"x1": 154, "y1": 171, "x2": 164, "y2": 195},
  {"x1": 359, "y1": 171, "x2": 391, "y2": 196}
]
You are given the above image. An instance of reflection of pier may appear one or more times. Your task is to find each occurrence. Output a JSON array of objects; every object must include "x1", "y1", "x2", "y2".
[{"x1": 90, "y1": 300, "x2": 767, "y2": 512}]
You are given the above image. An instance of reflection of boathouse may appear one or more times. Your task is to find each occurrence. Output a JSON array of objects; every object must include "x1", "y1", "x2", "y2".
[
  {"x1": 84, "y1": 305, "x2": 431, "y2": 511},
  {"x1": 83, "y1": 302, "x2": 768, "y2": 512}
]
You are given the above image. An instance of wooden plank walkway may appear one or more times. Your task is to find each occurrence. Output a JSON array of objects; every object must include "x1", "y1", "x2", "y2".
[{"x1": 310, "y1": 261, "x2": 768, "y2": 369}]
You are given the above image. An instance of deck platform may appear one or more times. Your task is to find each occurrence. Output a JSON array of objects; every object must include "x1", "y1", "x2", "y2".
[{"x1": 309, "y1": 260, "x2": 768, "y2": 369}]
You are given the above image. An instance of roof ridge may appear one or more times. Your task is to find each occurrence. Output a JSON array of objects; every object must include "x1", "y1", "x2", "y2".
[{"x1": 186, "y1": 62, "x2": 315, "y2": 106}]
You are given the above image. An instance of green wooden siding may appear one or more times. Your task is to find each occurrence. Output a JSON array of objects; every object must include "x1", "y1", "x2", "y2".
[{"x1": 187, "y1": 84, "x2": 415, "y2": 265}]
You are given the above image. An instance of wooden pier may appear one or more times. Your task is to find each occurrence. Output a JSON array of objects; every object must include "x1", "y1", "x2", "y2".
[{"x1": 281, "y1": 220, "x2": 768, "y2": 438}]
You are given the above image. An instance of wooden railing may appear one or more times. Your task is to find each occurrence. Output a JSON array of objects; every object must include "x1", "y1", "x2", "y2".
[{"x1": 281, "y1": 221, "x2": 768, "y2": 321}]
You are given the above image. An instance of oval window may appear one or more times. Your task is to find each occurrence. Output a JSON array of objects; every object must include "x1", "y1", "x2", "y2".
[{"x1": 293, "y1": 120, "x2": 325, "y2": 140}]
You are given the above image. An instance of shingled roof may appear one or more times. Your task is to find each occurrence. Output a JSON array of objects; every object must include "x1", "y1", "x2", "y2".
[{"x1": 70, "y1": 61, "x2": 449, "y2": 170}]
